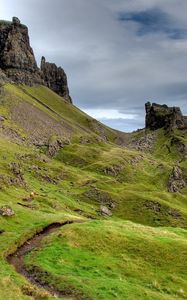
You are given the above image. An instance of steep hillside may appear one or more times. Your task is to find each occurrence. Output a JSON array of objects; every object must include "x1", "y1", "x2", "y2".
[{"x1": 0, "y1": 84, "x2": 118, "y2": 145}]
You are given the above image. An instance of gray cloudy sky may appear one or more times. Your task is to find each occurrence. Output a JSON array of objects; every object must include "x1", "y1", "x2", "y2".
[{"x1": 1, "y1": 0, "x2": 187, "y2": 131}]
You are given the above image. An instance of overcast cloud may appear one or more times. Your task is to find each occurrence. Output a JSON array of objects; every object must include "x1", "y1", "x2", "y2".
[{"x1": 1, "y1": 0, "x2": 187, "y2": 131}]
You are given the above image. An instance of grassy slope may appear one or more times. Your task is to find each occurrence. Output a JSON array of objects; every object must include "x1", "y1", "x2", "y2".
[
  {"x1": 0, "y1": 84, "x2": 186, "y2": 299},
  {"x1": 4, "y1": 84, "x2": 117, "y2": 140},
  {"x1": 25, "y1": 220, "x2": 187, "y2": 300}
]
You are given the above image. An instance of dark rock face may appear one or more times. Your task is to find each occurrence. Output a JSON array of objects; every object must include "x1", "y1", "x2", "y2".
[
  {"x1": 0, "y1": 17, "x2": 42, "y2": 85},
  {"x1": 41, "y1": 56, "x2": 72, "y2": 103},
  {"x1": 0, "y1": 17, "x2": 73, "y2": 103},
  {"x1": 145, "y1": 102, "x2": 187, "y2": 131}
]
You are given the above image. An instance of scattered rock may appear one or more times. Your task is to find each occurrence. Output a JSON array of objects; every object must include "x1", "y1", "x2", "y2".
[
  {"x1": 0, "y1": 174, "x2": 10, "y2": 187},
  {"x1": 79, "y1": 136, "x2": 91, "y2": 144},
  {"x1": 84, "y1": 187, "x2": 113, "y2": 206},
  {"x1": 22, "y1": 197, "x2": 33, "y2": 202},
  {"x1": 10, "y1": 162, "x2": 26, "y2": 185},
  {"x1": 10, "y1": 162, "x2": 23, "y2": 176},
  {"x1": 131, "y1": 133, "x2": 156, "y2": 151},
  {"x1": 0, "y1": 206, "x2": 15, "y2": 216},
  {"x1": 168, "y1": 166, "x2": 186, "y2": 193},
  {"x1": 168, "y1": 208, "x2": 182, "y2": 219},
  {"x1": 171, "y1": 137, "x2": 187, "y2": 155},
  {"x1": 17, "y1": 202, "x2": 35, "y2": 210},
  {"x1": 129, "y1": 155, "x2": 144, "y2": 164},
  {"x1": 0, "y1": 125, "x2": 25, "y2": 144},
  {"x1": 48, "y1": 136, "x2": 70, "y2": 157},
  {"x1": 144, "y1": 200, "x2": 182, "y2": 220},
  {"x1": 144, "y1": 200, "x2": 161, "y2": 213},
  {"x1": 99, "y1": 205, "x2": 112, "y2": 216},
  {"x1": 108, "y1": 202, "x2": 116, "y2": 209},
  {"x1": 104, "y1": 165, "x2": 122, "y2": 177}
]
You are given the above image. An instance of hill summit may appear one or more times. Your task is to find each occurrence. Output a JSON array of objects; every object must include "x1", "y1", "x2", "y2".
[{"x1": 0, "y1": 17, "x2": 72, "y2": 102}]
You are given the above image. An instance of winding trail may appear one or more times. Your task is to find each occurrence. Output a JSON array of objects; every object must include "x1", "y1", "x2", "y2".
[{"x1": 7, "y1": 220, "x2": 83, "y2": 299}]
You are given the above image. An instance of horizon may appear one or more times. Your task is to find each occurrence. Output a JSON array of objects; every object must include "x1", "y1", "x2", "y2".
[{"x1": 1, "y1": 0, "x2": 187, "y2": 132}]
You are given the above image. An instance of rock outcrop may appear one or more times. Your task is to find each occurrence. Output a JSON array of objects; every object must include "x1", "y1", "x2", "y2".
[
  {"x1": 0, "y1": 17, "x2": 72, "y2": 102},
  {"x1": 145, "y1": 102, "x2": 187, "y2": 131},
  {"x1": 0, "y1": 17, "x2": 42, "y2": 85},
  {"x1": 41, "y1": 57, "x2": 72, "y2": 103},
  {"x1": 168, "y1": 166, "x2": 186, "y2": 193}
]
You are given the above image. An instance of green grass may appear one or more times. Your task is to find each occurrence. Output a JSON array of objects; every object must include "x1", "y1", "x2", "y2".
[
  {"x1": 24, "y1": 220, "x2": 187, "y2": 300},
  {"x1": 0, "y1": 83, "x2": 187, "y2": 299},
  {"x1": 4, "y1": 84, "x2": 117, "y2": 141}
]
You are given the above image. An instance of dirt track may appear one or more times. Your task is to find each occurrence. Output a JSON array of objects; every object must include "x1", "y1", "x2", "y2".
[{"x1": 7, "y1": 220, "x2": 83, "y2": 299}]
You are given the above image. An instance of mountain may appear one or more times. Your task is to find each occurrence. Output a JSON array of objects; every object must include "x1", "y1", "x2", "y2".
[{"x1": 0, "y1": 17, "x2": 187, "y2": 300}]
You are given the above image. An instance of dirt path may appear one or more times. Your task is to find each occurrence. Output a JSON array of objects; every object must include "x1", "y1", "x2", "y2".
[{"x1": 7, "y1": 220, "x2": 83, "y2": 299}]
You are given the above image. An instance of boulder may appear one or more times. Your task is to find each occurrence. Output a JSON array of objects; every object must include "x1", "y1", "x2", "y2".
[
  {"x1": 12, "y1": 17, "x2": 21, "y2": 25},
  {"x1": 0, "y1": 206, "x2": 15, "y2": 216},
  {"x1": 99, "y1": 205, "x2": 112, "y2": 216}
]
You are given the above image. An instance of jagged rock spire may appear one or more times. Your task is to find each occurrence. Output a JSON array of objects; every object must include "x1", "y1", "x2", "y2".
[{"x1": 40, "y1": 56, "x2": 72, "y2": 103}]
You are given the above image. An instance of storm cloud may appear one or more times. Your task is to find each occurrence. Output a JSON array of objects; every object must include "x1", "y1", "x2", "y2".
[{"x1": 1, "y1": 0, "x2": 187, "y2": 131}]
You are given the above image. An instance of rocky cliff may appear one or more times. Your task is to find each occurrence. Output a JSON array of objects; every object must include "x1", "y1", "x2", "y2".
[
  {"x1": 0, "y1": 17, "x2": 72, "y2": 103},
  {"x1": 0, "y1": 17, "x2": 42, "y2": 85},
  {"x1": 41, "y1": 56, "x2": 72, "y2": 103},
  {"x1": 145, "y1": 102, "x2": 187, "y2": 130}
]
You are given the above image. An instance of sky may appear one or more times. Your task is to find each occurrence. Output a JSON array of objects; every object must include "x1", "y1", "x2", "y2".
[{"x1": 1, "y1": 0, "x2": 187, "y2": 132}]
